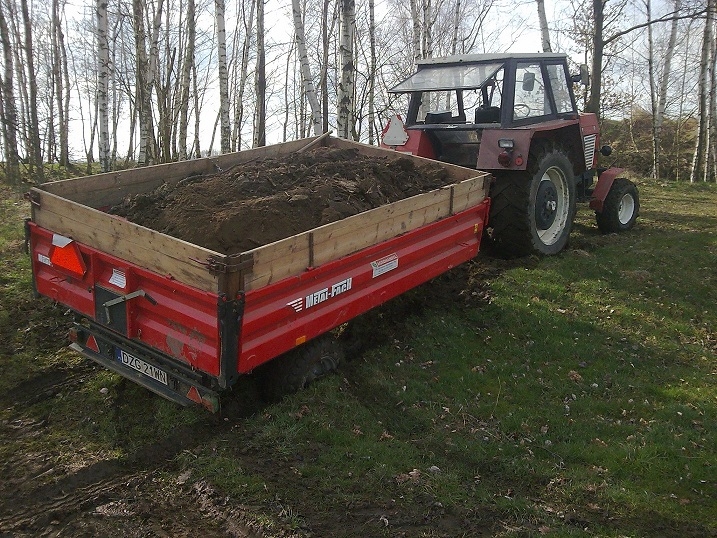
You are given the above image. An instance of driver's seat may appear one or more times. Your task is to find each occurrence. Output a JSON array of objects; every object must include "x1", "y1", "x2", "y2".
[{"x1": 475, "y1": 106, "x2": 500, "y2": 124}]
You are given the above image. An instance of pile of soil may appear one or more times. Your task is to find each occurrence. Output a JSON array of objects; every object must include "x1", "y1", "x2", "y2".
[{"x1": 111, "y1": 147, "x2": 456, "y2": 254}]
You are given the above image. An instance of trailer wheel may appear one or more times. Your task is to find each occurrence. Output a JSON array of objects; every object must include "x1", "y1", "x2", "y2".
[
  {"x1": 259, "y1": 335, "x2": 343, "y2": 402},
  {"x1": 489, "y1": 147, "x2": 576, "y2": 257},
  {"x1": 595, "y1": 178, "x2": 639, "y2": 233}
]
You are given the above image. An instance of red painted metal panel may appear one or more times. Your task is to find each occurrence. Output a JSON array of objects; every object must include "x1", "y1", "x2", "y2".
[
  {"x1": 29, "y1": 223, "x2": 221, "y2": 376},
  {"x1": 589, "y1": 167, "x2": 625, "y2": 212},
  {"x1": 384, "y1": 129, "x2": 437, "y2": 159},
  {"x1": 30, "y1": 197, "x2": 489, "y2": 386},
  {"x1": 238, "y1": 199, "x2": 490, "y2": 373}
]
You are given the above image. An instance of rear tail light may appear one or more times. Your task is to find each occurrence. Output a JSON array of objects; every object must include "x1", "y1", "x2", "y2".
[{"x1": 49, "y1": 235, "x2": 87, "y2": 278}]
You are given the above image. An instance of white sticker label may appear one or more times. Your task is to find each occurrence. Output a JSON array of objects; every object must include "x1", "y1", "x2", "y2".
[
  {"x1": 109, "y1": 269, "x2": 127, "y2": 289},
  {"x1": 38, "y1": 254, "x2": 51, "y2": 266},
  {"x1": 371, "y1": 254, "x2": 399, "y2": 278}
]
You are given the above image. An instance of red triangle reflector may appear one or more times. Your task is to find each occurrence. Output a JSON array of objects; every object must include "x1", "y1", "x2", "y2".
[
  {"x1": 86, "y1": 335, "x2": 100, "y2": 353},
  {"x1": 186, "y1": 386, "x2": 203, "y2": 404}
]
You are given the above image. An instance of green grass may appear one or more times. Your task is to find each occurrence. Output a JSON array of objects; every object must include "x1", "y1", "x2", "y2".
[{"x1": 1, "y1": 180, "x2": 716, "y2": 536}]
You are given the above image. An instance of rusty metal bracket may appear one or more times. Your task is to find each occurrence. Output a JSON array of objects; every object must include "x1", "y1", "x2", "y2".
[
  {"x1": 189, "y1": 253, "x2": 254, "y2": 275},
  {"x1": 24, "y1": 191, "x2": 41, "y2": 208}
]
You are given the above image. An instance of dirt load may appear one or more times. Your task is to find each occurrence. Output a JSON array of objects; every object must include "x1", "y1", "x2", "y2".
[{"x1": 111, "y1": 147, "x2": 456, "y2": 254}]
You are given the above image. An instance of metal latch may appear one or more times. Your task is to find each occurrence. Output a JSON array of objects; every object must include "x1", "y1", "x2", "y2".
[{"x1": 102, "y1": 290, "x2": 157, "y2": 323}]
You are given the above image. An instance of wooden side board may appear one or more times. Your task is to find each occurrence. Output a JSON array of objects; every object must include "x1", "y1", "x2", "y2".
[
  {"x1": 31, "y1": 190, "x2": 223, "y2": 293},
  {"x1": 41, "y1": 137, "x2": 321, "y2": 208},
  {"x1": 35, "y1": 135, "x2": 491, "y2": 295},
  {"x1": 242, "y1": 173, "x2": 490, "y2": 291},
  {"x1": 329, "y1": 137, "x2": 479, "y2": 182}
]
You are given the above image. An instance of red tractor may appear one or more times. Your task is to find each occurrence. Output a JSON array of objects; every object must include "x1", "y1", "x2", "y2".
[{"x1": 381, "y1": 53, "x2": 639, "y2": 257}]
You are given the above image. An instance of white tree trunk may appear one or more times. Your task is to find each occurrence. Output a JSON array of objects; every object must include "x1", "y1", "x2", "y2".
[
  {"x1": 216, "y1": 0, "x2": 231, "y2": 153},
  {"x1": 690, "y1": 0, "x2": 714, "y2": 182},
  {"x1": 410, "y1": 0, "x2": 421, "y2": 64},
  {"x1": 337, "y1": 0, "x2": 355, "y2": 139},
  {"x1": 292, "y1": 0, "x2": 322, "y2": 135},
  {"x1": 0, "y1": 1, "x2": 20, "y2": 186},
  {"x1": 232, "y1": 0, "x2": 255, "y2": 151},
  {"x1": 536, "y1": 0, "x2": 552, "y2": 52},
  {"x1": 368, "y1": 0, "x2": 376, "y2": 144},
  {"x1": 178, "y1": 0, "x2": 195, "y2": 160},
  {"x1": 652, "y1": 0, "x2": 681, "y2": 180},
  {"x1": 450, "y1": 0, "x2": 461, "y2": 54},
  {"x1": 97, "y1": 0, "x2": 110, "y2": 172},
  {"x1": 253, "y1": 0, "x2": 266, "y2": 147},
  {"x1": 20, "y1": 0, "x2": 43, "y2": 181}
]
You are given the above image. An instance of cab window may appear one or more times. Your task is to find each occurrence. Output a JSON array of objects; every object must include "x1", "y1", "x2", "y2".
[
  {"x1": 513, "y1": 62, "x2": 553, "y2": 121},
  {"x1": 546, "y1": 63, "x2": 575, "y2": 114}
]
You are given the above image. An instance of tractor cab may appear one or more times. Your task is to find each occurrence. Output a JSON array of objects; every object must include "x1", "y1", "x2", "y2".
[{"x1": 382, "y1": 53, "x2": 581, "y2": 169}]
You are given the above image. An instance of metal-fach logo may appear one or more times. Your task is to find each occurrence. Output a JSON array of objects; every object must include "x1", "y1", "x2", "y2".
[
  {"x1": 286, "y1": 277, "x2": 353, "y2": 312},
  {"x1": 286, "y1": 298, "x2": 304, "y2": 312}
]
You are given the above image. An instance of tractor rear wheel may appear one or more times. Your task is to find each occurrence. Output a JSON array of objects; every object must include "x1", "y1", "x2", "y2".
[
  {"x1": 259, "y1": 335, "x2": 343, "y2": 402},
  {"x1": 489, "y1": 147, "x2": 576, "y2": 257},
  {"x1": 595, "y1": 178, "x2": 639, "y2": 233}
]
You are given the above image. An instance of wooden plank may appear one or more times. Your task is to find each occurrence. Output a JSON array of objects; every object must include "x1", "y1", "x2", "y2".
[
  {"x1": 41, "y1": 159, "x2": 218, "y2": 208},
  {"x1": 311, "y1": 188, "x2": 453, "y2": 267},
  {"x1": 327, "y1": 137, "x2": 478, "y2": 182},
  {"x1": 243, "y1": 185, "x2": 462, "y2": 291},
  {"x1": 243, "y1": 233, "x2": 311, "y2": 291},
  {"x1": 32, "y1": 190, "x2": 222, "y2": 293},
  {"x1": 451, "y1": 173, "x2": 491, "y2": 214},
  {"x1": 241, "y1": 150, "x2": 490, "y2": 291},
  {"x1": 42, "y1": 137, "x2": 322, "y2": 208}
]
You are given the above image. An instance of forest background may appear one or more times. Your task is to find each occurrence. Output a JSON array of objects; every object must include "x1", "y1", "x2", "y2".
[{"x1": 0, "y1": 0, "x2": 715, "y2": 186}]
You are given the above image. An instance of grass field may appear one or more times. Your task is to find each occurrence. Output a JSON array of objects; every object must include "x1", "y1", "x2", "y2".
[{"x1": 1, "y1": 180, "x2": 715, "y2": 537}]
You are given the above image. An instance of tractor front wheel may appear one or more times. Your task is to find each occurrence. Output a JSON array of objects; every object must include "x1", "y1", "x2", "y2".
[
  {"x1": 595, "y1": 178, "x2": 639, "y2": 233},
  {"x1": 489, "y1": 148, "x2": 576, "y2": 257}
]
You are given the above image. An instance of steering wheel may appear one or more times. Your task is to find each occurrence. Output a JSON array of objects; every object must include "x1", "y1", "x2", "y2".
[{"x1": 514, "y1": 103, "x2": 531, "y2": 118}]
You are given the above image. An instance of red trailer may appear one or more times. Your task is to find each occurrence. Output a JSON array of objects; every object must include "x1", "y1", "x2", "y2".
[{"x1": 26, "y1": 136, "x2": 490, "y2": 412}]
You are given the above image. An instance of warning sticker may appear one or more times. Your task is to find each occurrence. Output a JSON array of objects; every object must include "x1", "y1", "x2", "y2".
[
  {"x1": 109, "y1": 269, "x2": 127, "y2": 289},
  {"x1": 371, "y1": 253, "x2": 398, "y2": 278}
]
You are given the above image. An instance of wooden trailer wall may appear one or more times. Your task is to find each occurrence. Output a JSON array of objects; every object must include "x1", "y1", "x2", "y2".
[{"x1": 30, "y1": 136, "x2": 491, "y2": 298}]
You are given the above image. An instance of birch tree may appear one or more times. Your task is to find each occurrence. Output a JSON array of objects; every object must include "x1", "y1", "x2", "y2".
[
  {"x1": 52, "y1": 0, "x2": 70, "y2": 166},
  {"x1": 20, "y1": 0, "x2": 44, "y2": 181},
  {"x1": 536, "y1": 0, "x2": 552, "y2": 52},
  {"x1": 231, "y1": 0, "x2": 255, "y2": 151},
  {"x1": 650, "y1": 0, "x2": 681, "y2": 180},
  {"x1": 216, "y1": 0, "x2": 230, "y2": 153},
  {"x1": 292, "y1": 0, "x2": 322, "y2": 135},
  {"x1": 368, "y1": 0, "x2": 376, "y2": 144},
  {"x1": 254, "y1": 0, "x2": 266, "y2": 147},
  {"x1": 132, "y1": 0, "x2": 151, "y2": 164},
  {"x1": 337, "y1": 0, "x2": 355, "y2": 139},
  {"x1": 97, "y1": 0, "x2": 110, "y2": 172},
  {"x1": 0, "y1": 0, "x2": 20, "y2": 186},
  {"x1": 690, "y1": 0, "x2": 715, "y2": 182},
  {"x1": 178, "y1": 0, "x2": 196, "y2": 160}
]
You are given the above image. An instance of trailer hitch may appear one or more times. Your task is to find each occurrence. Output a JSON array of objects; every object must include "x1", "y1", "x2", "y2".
[{"x1": 102, "y1": 290, "x2": 157, "y2": 323}]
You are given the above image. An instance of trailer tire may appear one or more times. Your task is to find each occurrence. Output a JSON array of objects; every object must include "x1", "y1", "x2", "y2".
[
  {"x1": 489, "y1": 147, "x2": 576, "y2": 257},
  {"x1": 595, "y1": 178, "x2": 639, "y2": 233},
  {"x1": 259, "y1": 335, "x2": 343, "y2": 402}
]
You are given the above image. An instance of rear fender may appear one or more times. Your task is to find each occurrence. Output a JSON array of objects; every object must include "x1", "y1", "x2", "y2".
[
  {"x1": 477, "y1": 129, "x2": 533, "y2": 171},
  {"x1": 589, "y1": 167, "x2": 625, "y2": 212}
]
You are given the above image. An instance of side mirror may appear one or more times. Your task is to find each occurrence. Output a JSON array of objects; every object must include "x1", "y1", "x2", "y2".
[
  {"x1": 522, "y1": 72, "x2": 536, "y2": 92},
  {"x1": 571, "y1": 64, "x2": 590, "y2": 86}
]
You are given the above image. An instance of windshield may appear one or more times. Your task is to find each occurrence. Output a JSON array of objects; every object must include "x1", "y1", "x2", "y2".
[{"x1": 389, "y1": 62, "x2": 504, "y2": 92}]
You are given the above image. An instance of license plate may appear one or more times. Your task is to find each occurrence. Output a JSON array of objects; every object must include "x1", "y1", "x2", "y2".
[{"x1": 115, "y1": 349, "x2": 168, "y2": 386}]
